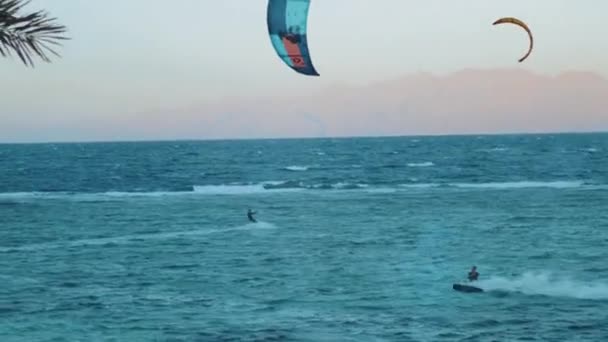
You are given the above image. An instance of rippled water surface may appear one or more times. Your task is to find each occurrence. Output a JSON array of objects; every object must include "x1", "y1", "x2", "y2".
[{"x1": 1, "y1": 134, "x2": 607, "y2": 341}]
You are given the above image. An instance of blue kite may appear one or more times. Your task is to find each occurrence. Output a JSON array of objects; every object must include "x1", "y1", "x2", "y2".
[{"x1": 267, "y1": 0, "x2": 320, "y2": 76}]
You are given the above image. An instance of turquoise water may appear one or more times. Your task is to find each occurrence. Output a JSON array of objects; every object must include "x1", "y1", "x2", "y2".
[{"x1": 1, "y1": 133, "x2": 607, "y2": 341}]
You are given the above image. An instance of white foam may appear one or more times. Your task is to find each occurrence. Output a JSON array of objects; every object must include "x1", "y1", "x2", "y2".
[
  {"x1": 478, "y1": 271, "x2": 608, "y2": 300},
  {"x1": 0, "y1": 190, "x2": 194, "y2": 201},
  {"x1": 284, "y1": 165, "x2": 309, "y2": 172},
  {"x1": 0, "y1": 179, "x2": 599, "y2": 202},
  {"x1": 480, "y1": 147, "x2": 509, "y2": 152},
  {"x1": 0, "y1": 192, "x2": 42, "y2": 199},
  {"x1": 451, "y1": 181, "x2": 584, "y2": 189},
  {"x1": 364, "y1": 188, "x2": 397, "y2": 194},
  {"x1": 333, "y1": 182, "x2": 367, "y2": 189},
  {"x1": 192, "y1": 183, "x2": 301, "y2": 195},
  {"x1": 0, "y1": 191, "x2": 85, "y2": 201},
  {"x1": 407, "y1": 162, "x2": 434, "y2": 167},
  {"x1": 103, "y1": 191, "x2": 191, "y2": 198},
  {"x1": 399, "y1": 183, "x2": 440, "y2": 189}
]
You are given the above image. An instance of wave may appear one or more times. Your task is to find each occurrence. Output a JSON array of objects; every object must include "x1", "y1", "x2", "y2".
[
  {"x1": 479, "y1": 147, "x2": 509, "y2": 152},
  {"x1": 0, "y1": 221, "x2": 277, "y2": 253},
  {"x1": 398, "y1": 180, "x2": 591, "y2": 190},
  {"x1": 193, "y1": 182, "x2": 302, "y2": 195},
  {"x1": 451, "y1": 181, "x2": 584, "y2": 189},
  {"x1": 284, "y1": 166, "x2": 309, "y2": 172},
  {"x1": 0, "y1": 180, "x2": 603, "y2": 202},
  {"x1": 363, "y1": 188, "x2": 397, "y2": 194},
  {"x1": 407, "y1": 162, "x2": 434, "y2": 167},
  {"x1": 399, "y1": 183, "x2": 440, "y2": 189},
  {"x1": 478, "y1": 271, "x2": 608, "y2": 300},
  {"x1": 332, "y1": 182, "x2": 368, "y2": 190},
  {"x1": 195, "y1": 181, "x2": 369, "y2": 192}
]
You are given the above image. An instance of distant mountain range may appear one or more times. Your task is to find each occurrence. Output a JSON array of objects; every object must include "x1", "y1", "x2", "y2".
[
  {"x1": 150, "y1": 68, "x2": 607, "y2": 139},
  {"x1": 5, "y1": 68, "x2": 606, "y2": 143}
]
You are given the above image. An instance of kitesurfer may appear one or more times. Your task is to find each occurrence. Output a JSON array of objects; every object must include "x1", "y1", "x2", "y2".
[
  {"x1": 247, "y1": 209, "x2": 257, "y2": 223},
  {"x1": 468, "y1": 266, "x2": 479, "y2": 282}
]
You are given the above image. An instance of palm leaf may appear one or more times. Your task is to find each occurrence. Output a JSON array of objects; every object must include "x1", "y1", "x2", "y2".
[{"x1": 0, "y1": 0, "x2": 69, "y2": 67}]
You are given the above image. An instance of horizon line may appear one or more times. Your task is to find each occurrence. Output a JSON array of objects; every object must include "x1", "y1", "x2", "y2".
[{"x1": 1, "y1": 129, "x2": 606, "y2": 145}]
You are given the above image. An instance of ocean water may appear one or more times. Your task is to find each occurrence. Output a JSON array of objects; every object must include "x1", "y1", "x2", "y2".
[{"x1": 1, "y1": 133, "x2": 607, "y2": 341}]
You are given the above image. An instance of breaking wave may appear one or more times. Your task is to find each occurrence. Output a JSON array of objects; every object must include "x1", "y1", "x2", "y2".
[
  {"x1": 192, "y1": 183, "x2": 302, "y2": 195},
  {"x1": 451, "y1": 181, "x2": 584, "y2": 189},
  {"x1": 407, "y1": 162, "x2": 434, "y2": 167},
  {"x1": 0, "y1": 179, "x2": 603, "y2": 202},
  {"x1": 479, "y1": 147, "x2": 509, "y2": 152},
  {"x1": 283, "y1": 166, "x2": 309, "y2": 172}
]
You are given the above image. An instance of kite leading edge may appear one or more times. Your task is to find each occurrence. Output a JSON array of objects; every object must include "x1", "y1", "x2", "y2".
[
  {"x1": 267, "y1": 0, "x2": 320, "y2": 76},
  {"x1": 493, "y1": 17, "x2": 534, "y2": 63}
]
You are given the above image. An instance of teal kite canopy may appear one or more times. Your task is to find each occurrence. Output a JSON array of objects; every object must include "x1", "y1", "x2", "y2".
[{"x1": 267, "y1": 0, "x2": 320, "y2": 76}]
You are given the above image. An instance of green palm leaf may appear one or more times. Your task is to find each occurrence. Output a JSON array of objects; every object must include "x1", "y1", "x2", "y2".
[{"x1": 0, "y1": 0, "x2": 69, "y2": 67}]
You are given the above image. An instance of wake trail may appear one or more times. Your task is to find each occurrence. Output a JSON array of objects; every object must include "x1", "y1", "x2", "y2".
[{"x1": 478, "y1": 271, "x2": 608, "y2": 300}]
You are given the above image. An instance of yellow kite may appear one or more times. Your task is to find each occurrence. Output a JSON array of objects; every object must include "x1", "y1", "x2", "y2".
[{"x1": 493, "y1": 17, "x2": 534, "y2": 63}]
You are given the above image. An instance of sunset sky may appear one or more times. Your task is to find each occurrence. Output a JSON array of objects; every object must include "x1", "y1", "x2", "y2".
[{"x1": 1, "y1": 0, "x2": 607, "y2": 142}]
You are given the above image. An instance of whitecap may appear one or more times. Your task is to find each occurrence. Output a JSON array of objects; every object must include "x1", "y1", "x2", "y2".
[
  {"x1": 451, "y1": 181, "x2": 584, "y2": 190},
  {"x1": 284, "y1": 165, "x2": 309, "y2": 172},
  {"x1": 407, "y1": 162, "x2": 434, "y2": 167}
]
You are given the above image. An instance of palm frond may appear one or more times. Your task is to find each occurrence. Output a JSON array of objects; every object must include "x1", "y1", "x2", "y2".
[{"x1": 0, "y1": 0, "x2": 69, "y2": 67}]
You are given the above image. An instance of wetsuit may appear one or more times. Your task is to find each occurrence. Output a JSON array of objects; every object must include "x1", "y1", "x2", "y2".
[{"x1": 247, "y1": 210, "x2": 257, "y2": 223}]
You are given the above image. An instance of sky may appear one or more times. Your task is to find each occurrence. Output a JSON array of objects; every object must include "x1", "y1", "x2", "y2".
[{"x1": 1, "y1": 0, "x2": 607, "y2": 142}]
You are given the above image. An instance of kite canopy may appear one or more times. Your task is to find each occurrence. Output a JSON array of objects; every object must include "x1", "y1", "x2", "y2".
[
  {"x1": 267, "y1": 0, "x2": 319, "y2": 76},
  {"x1": 493, "y1": 17, "x2": 534, "y2": 63}
]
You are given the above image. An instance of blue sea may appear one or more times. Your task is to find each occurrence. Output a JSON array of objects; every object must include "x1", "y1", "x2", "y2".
[{"x1": 1, "y1": 133, "x2": 607, "y2": 341}]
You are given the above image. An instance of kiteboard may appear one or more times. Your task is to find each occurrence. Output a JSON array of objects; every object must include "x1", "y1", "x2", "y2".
[{"x1": 453, "y1": 283, "x2": 484, "y2": 293}]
